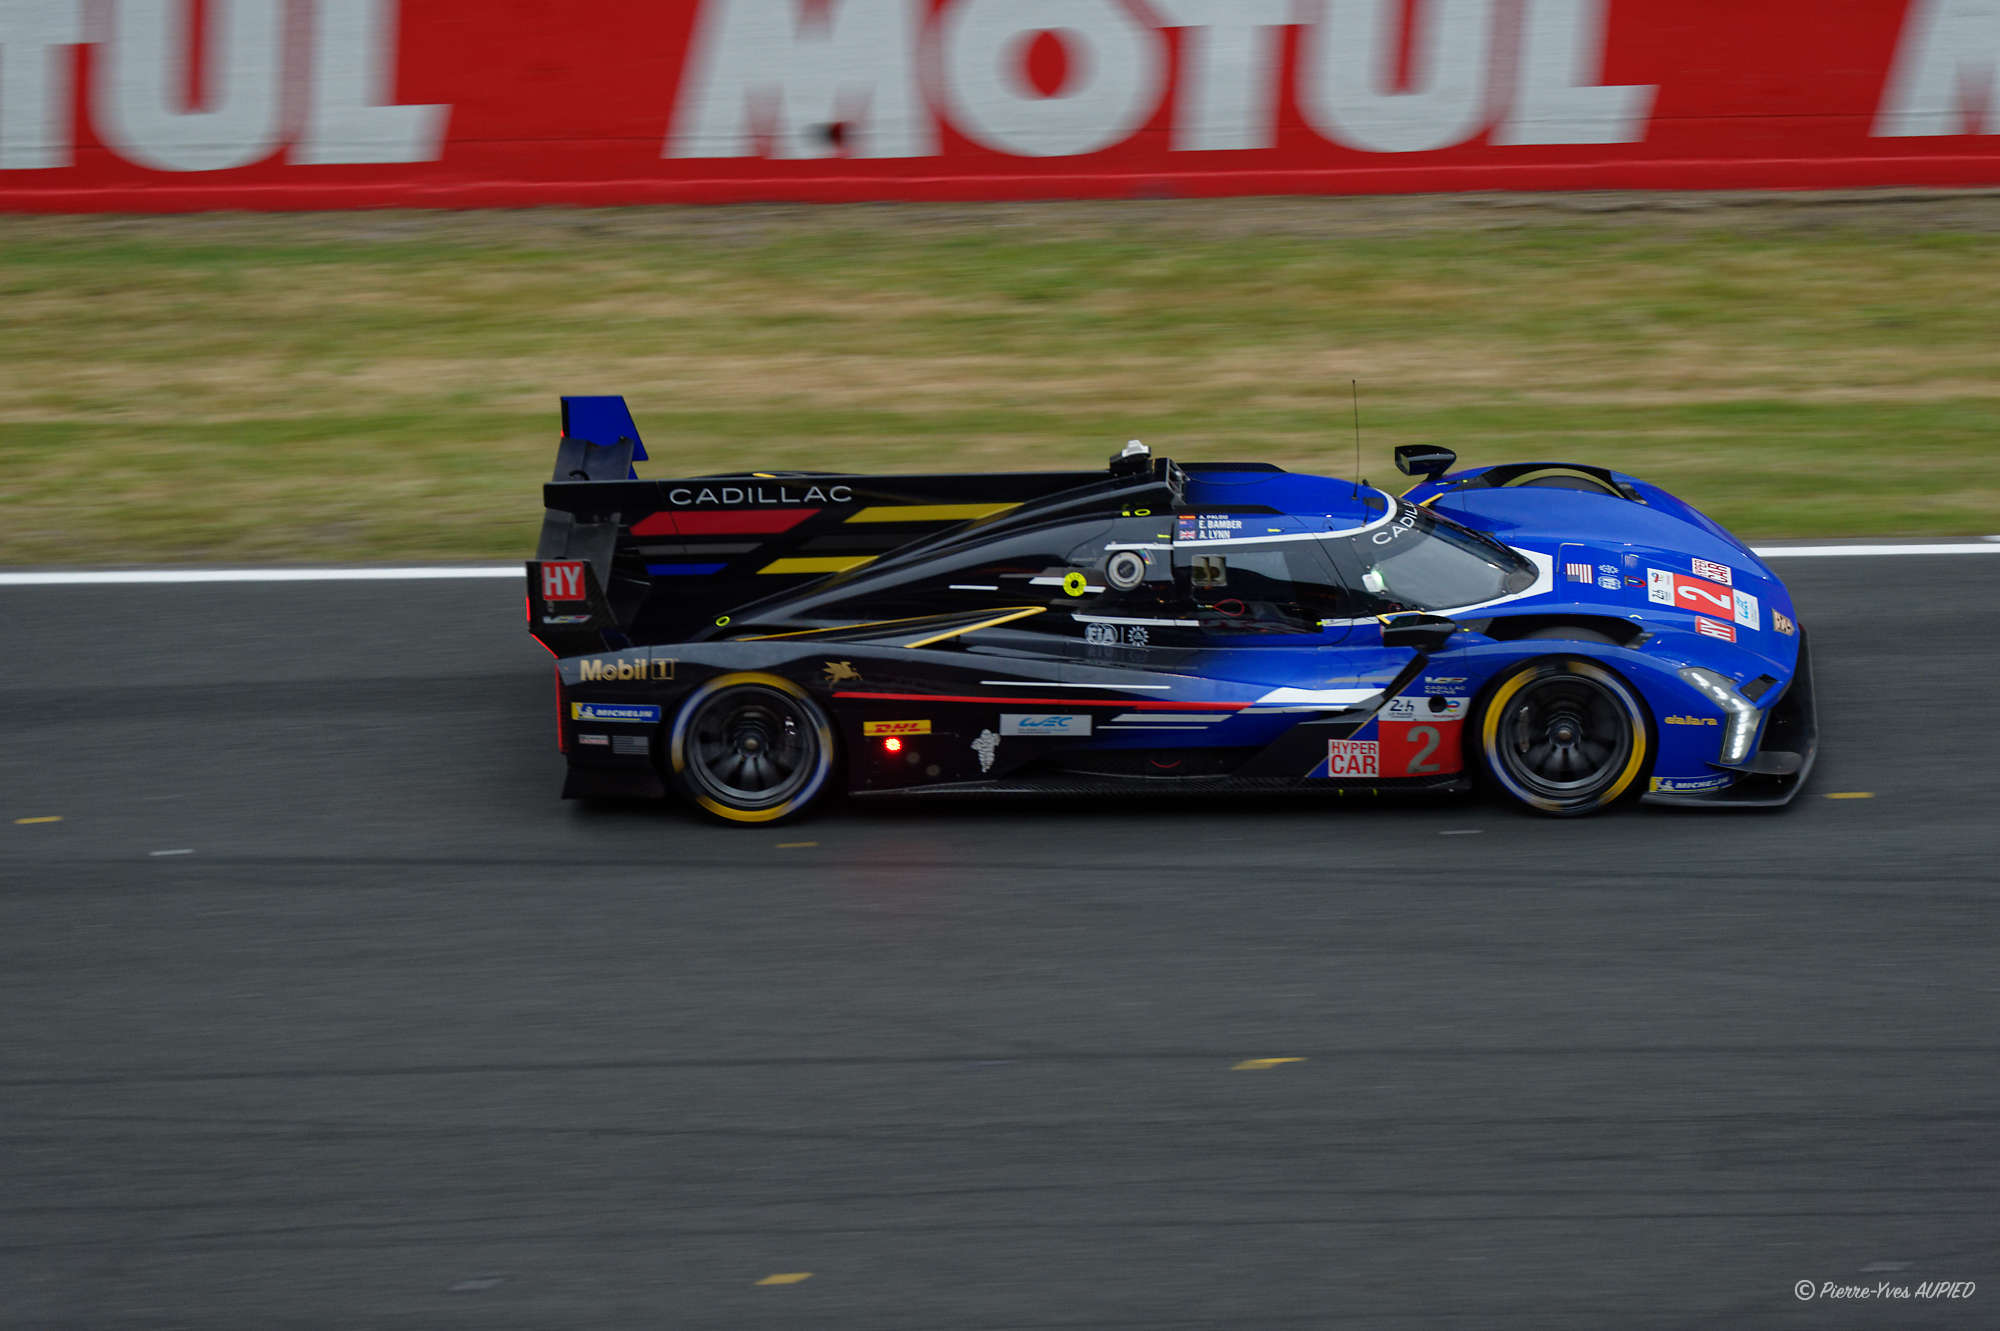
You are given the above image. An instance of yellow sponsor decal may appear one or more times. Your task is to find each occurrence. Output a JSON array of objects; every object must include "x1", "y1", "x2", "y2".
[
  {"x1": 845, "y1": 503, "x2": 1019, "y2": 524},
  {"x1": 758, "y1": 556, "x2": 874, "y2": 575},
  {"x1": 863, "y1": 720, "x2": 931, "y2": 737},
  {"x1": 1663, "y1": 714, "x2": 1718, "y2": 726}
]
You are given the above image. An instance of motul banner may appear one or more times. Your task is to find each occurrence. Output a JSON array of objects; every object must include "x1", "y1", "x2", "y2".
[{"x1": 2, "y1": 0, "x2": 1998, "y2": 211}]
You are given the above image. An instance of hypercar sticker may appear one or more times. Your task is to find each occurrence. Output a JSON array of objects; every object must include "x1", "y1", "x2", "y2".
[
  {"x1": 1324, "y1": 739, "x2": 1379, "y2": 777},
  {"x1": 541, "y1": 561, "x2": 587, "y2": 601},
  {"x1": 1695, "y1": 616, "x2": 1736, "y2": 642}
]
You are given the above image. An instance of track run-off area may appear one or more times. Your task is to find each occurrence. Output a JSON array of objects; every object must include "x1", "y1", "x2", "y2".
[{"x1": 3, "y1": 546, "x2": 1997, "y2": 1329}]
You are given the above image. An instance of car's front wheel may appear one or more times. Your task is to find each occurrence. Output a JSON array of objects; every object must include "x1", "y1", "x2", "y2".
[
  {"x1": 668, "y1": 673, "x2": 836, "y2": 824},
  {"x1": 1478, "y1": 658, "x2": 1650, "y2": 816}
]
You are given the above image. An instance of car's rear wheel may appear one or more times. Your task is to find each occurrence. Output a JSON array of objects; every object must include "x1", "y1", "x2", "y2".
[
  {"x1": 669, "y1": 673, "x2": 835, "y2": 824},
  {"x1": 1478, "y1": 658, "x2": 1650, "y2": 816}
]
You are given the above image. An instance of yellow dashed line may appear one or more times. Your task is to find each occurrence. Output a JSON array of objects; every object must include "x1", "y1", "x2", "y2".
[
  {"x1": 14, "y1": 816, "x2": 62, "y2": 825},
  {"x1": 1233, "y1": 1057, "x2": 1306, "y2": 1071},
  {"x1": 756, "y1": 1272, "x2": 813, "y2": 1286},
  {"x1": 777, "y1": 841, "x2": 818, "y2": 849},
  {"x1": 1825, "y1": 792, "x2": 1875, "y2": 800}
]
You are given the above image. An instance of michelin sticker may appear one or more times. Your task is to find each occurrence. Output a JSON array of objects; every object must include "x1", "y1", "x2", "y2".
[
  {"x1": 1650, "y1": 774, "x2": 1734, "y2": 793},
  {"x1": 570, "y1": 702, "x2": 662, "y2": 724}
]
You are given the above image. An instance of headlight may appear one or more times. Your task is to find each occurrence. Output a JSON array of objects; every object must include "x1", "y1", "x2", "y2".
[{"x1": 1678, "y1": 667, "x2": 1762, "y2": 765}]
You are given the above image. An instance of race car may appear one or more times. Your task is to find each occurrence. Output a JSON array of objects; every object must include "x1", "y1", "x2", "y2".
[{"x1": 528, "y1": 396, "x2": 1816, "y2": 821}]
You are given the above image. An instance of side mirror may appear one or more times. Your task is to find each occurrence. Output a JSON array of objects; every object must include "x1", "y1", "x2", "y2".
[
  {"x1": 1381, "y1": 613, "x2": 1457, "y2": 653},
  {"x1": 1394, "y1": 444, "x2": 1457, "y2": 480}
]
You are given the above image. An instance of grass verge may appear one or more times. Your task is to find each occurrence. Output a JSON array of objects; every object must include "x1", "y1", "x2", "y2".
[{"x1": 3, "y1": 195, "x2": 1997, "y2": 565}]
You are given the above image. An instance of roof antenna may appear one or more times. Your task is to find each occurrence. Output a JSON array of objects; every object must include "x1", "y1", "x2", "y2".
[{"x1": 1350, "y1": 379, "x2": 1362, "y2": 503}]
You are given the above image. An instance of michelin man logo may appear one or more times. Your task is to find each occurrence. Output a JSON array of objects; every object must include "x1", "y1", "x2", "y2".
[{"x1": 971, "y1": 729, "x2": 1000, "y2": 773}]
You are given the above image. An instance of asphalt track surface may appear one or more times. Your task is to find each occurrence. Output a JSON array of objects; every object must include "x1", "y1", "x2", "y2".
[{"x1": 3, "y1": 555, "x2": 1996, "y2": 1330}]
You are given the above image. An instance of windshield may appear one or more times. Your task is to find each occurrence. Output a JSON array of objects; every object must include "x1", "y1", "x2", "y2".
[{"x1": 1330, "y1": 501, "x2": 1538, "y2": 613}]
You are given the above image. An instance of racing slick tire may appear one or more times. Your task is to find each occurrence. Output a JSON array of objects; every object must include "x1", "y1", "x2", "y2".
[
  {"x1": 668, "y1": 673, "x2": 837, "y2": 824},
  {"x1": 1477, "y1": 658, "x2": 1651, "y2": 816}
]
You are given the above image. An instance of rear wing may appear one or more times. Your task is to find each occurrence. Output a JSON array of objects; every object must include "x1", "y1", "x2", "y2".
[{"x1": 527, "y1": 396, "x2": 1180, "y2": 654}]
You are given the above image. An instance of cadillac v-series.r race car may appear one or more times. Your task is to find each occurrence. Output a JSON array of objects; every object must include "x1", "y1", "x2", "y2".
[{"x1": 528, "y1": 396, "x2": 1816, "y2": 822}]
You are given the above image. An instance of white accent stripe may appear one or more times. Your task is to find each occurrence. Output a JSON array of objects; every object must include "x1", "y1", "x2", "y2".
[
  {"x1": 1111, "y1": 712, "x2": 1219, "y2": 724},
  {"x1": 1250, "y1": 686, "x2": 1382, "y2": 708},
  {"x1": 1072, "y1": 614, "x2": 1201, "y2": 627},
  {"x1": 949, "y1": 584, "x2": 999, "y2": 591},
  {"x1": 1749, "y1": 543, "x2": 2000, "y2": 558},
  {"x1": 1100, "y1": 725, "x2": 1209, "y2": 731},
  {"x1": 0, "y1": 567, "x2": 524, "y2": 586},
  {"x1": 1, "y1": 542, "x2": 1995, "y2": 588}
]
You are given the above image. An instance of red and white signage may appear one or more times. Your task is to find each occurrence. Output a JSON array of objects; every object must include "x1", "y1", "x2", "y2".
[
  {"x1": 1648, "y1": 568, "x2": 1760, "y2": 629},
  {"x1": 1694, "y1": 616, "x2": 1736, "y2": 642},
  {"x1": 541, "y1": 561, "x2": 587, "y2": 602},
  {"x1": 1326, "y1": 739, "x2": 1379, "y2": 777},
  {"x1": 1691, "y1": 558, "x2": 1733, "y2": 586},
  {"x1": 2, "y1": 1, "x2": 2000, "y2": 210}
]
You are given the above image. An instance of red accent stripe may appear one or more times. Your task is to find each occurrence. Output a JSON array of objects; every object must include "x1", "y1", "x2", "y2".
[
  {"x1": 833, "y1": 691, "x2": 1245, "y2": 711},
  {"x1": 630, "y1": 509, "x2": 818, "y2": 537}
]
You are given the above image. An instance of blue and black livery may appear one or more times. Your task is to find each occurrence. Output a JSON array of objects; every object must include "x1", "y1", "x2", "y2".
[{"x1": 529, "y1": 397, "x2": 1816, "y2": 822}]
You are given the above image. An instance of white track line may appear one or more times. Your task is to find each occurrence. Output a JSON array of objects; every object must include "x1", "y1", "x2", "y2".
[
  {"x1": 1752, "y1": 543, "x2": 1999, "y2": 557},
  {"x1": 0, "y1": 543, "x2": 1995, "y2": 587},
  {"x1": 0, "y1": 567, "x2": 522, "y2": 586}
]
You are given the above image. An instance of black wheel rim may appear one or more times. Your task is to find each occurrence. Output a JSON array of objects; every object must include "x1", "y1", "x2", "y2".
[
  {"x1": 683, "y1": 686, "x2": 820, "y2": 812},
  {"x1": 1494, "y1": 672, "x2": 1635, "y2": 803}
]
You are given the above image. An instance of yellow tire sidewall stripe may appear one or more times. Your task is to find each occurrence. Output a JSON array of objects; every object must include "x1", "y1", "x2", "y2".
[
  {"x1": 1481, "y1": 658, "x2": 1649, "y2": 811},
  {"x1": 670, "y1": 672, "x2": 835, "y2": 823}
]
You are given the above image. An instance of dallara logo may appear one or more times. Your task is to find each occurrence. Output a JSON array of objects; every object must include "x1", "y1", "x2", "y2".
[
  {"x1": 578, "y1": 657, "x2": 673, "y2": 682},
  {"x1": 862, "y1": 720, "x2": 931, "y2": 737},
  {"x1": 1663, "y1": 714, "x2": 1718, "y2": 726}
]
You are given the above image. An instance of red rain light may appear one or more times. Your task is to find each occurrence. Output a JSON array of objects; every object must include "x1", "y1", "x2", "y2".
[{"x1": 882, "y1": 737, "x2": 904, "y2": 755}]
